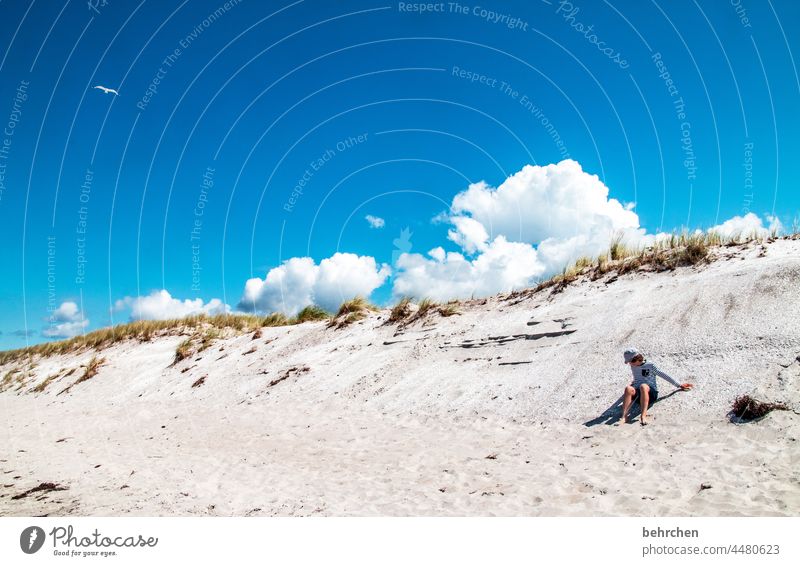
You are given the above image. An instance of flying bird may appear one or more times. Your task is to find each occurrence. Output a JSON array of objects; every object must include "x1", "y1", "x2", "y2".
[{"x1": 93, "y1": 85, "x2": 119, "y2": 95}]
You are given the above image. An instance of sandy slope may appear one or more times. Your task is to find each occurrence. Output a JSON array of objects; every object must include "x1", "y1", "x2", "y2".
[{"x1": 1, "y1": 239, "x2": 799, "y2": 516}]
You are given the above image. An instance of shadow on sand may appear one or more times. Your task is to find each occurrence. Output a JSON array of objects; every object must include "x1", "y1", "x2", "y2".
[{"x1": 583, "y1": 389, "x2": 681, "y2": 427}]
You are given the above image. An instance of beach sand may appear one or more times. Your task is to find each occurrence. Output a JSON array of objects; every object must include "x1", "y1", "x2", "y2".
[{"x1": 2, "y1": 239, "x2": 799, "y2": 516}]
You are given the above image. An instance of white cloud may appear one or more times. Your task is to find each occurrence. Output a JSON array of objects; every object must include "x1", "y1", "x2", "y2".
[
  {"x1": 43, "y1": 301, "x2": 89, "y2": 338},
  {"x1": 392, "y1": 160, "x2": 646, "y2": 300},
  {"x1": 447, "y1": 216, "x2": 489, "y2": 253},
  {"x1": 443, "y1": 159, "x2": 648, "y2": 275},
  {"x1": 391, "y1": 161, "x2": 781, "y2": 302},
  {"x1": 238, "y1": 252, "x2": 391, "y2": 315},
  {"x1": 393, "y1": 236, "x2": 545, "y2": 301},
  {"x1": 365, "y1": 214, "x2": 385, "y2": 229},
  {"x1": 114, "y1": 290, "x2": 228, "y2": 321},
  {"x1": 709, "y1": 213, "x2": 783, "y2": 239},
  {"x1": 448, "y1": 159, "x2": 640, "y2": 249}
]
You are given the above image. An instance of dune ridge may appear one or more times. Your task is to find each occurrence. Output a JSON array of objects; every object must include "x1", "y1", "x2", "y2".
[{"x1": 1, "y1": 238, "x2": 799, "y2": 516}]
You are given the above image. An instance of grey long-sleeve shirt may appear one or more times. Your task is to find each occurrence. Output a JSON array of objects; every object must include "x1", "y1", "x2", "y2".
[{"x1": 629, "y1": 362, "x2": 681, "y2": 393}]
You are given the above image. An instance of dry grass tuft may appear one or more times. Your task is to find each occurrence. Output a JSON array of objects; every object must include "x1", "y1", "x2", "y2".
[
  {"x1": 262, "y1": 313, "x2": 290, "y2": 327},
  {"x1": 438, "y1": 301, "x2": 461, "y2": 317},
  {"x1": 387, "y1": 297, "x2": 462, "y2": 326},
  {"x1": 0, "y1": 367, "x2": 21, "y2": 393},
  {"x1": 609, "y1": 236, "x2": 635, "y2": 261},
  {"x1": 32, "y1": 373, "x2": 60, "y2": 393},
  {"x1": 730, "y1": 395, "x2": 789, "y2": 422},
  {"x1": 295, "y1": 305, "x2": 329, "y2": 323},
  {"x1": 58, "y1": 356, "x2": 106, "y2": 395},
  {"x1": 328, "y1": 297, "x2": 377, "y2": 328},
  {"x1": 415, "y1": 298, "x2": 438, "y2": 318},
  {"x1": 198, "y1": 329, "x2": 220, "y2": 351},
  {"x1": 388, "y1": 297, "x2": 412, "y2": 323},
  {"x1": 335, "y1": 296, "x2": 377, "y2": 317},
  {"x1": 174, "y1": 338, "x2": 194, "y2": 365},
  {"x1": 74, "y1": 356, "x2": 105, "y2": 386}
]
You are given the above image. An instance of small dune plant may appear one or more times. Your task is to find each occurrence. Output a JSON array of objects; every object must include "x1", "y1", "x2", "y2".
[
  {"x1": 74, "y1": 356, "x2": 105, "y2": 386},
  {"x1": 174, "y1": 338, "x2": 194, "y2": 365},
  {"x1": 0, "y1": 367, "x2": 21, "y2": 393},
  {"x1": 58, "y1": 356, "x2": 106, "y2": 395},
  {"x1": 329, "y1": 296, "x2": 377, "y2": 328},
  {"x1": 415, "y1": 298, "x2": 438, "y2": 318},
  {"x1": 32, "y1": 372, "x2": 60, "y2": 393},
  {"x1": 730, "y1": 395, "x2": 789, "y2": 422},
  {"x1": 295, "y1": 305, "x2": 329, "y2": 323},
  {"x1": 388, "y1": 297, "x2": 412, "y2": 323},
  {"x1": 262, "y1": 313, "x2": 290, "y2": 327},
  {"x1": 437, "y1": 301, "x2": 461, "y2": 317},
  {"x1": 198, "y1": 329, "x2": 220, "y2": 351}
]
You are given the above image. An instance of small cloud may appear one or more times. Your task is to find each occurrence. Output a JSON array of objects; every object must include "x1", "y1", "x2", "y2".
[
  {"x1": 365, "y1": 214, "x2": 385, "y2": 229},
  {"x1": 238, "y1": 252, "x2": 390, "y2": 315},
  {"x1": 114, "y1": 290, "x2": 228, "y2": 321},
  {"x1": 42, "y1": 301, "x2": 89, "y2": 338},
  {"x1": 709, "y1": 213, "x2": 782, "y2": 239},
  {"x1": 11, "y1": 329, "x2": 35, "y2": 337},
  {"x1": 393, "y1": 236, "x2": 545, "y2": 301}
]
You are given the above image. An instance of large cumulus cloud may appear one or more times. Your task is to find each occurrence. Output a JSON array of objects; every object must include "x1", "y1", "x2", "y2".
[
  {"x1": 448, "y1": 159, "x2": 640, "y2": 251},
  {"x1": 393, "y1": 160, "x2": 650, "y2": 299}
]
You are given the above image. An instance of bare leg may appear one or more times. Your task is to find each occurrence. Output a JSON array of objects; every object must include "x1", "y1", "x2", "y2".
[
  {"x1": 621, "y1": 385, "x2": 636, "y2": 423},
  {"x1": 639, "y1": 384, "x2": 650, "y2": 425}
]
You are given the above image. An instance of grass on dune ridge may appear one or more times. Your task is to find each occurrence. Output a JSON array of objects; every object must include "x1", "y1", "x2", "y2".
[
  {"x1": 0, "y1": 312, "x2": 322, "y2": 366},
  {"x1": 1, "y1": 230, "x2": 795, "y2": 365},
  {"x1": 521, "y1": 228, "x2": 790, "y2": 297}
]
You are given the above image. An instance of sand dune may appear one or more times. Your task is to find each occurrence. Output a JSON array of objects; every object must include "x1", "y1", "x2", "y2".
[{"x1": 2, "y1": 239, "x2": 799, "y2": 516}]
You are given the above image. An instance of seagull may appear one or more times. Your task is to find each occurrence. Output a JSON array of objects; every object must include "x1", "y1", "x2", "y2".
[{"x1": 93, "y1": 85, "x2": 119, "y2": 95}]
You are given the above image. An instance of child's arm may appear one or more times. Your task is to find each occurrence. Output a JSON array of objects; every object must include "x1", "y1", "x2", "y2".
[{"x1": 654, "y1": 365, "x2": 692, "y2": 390}]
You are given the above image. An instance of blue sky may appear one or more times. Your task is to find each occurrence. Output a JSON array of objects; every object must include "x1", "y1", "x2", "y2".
[{"x1": 0, "y1": 0, "x2": 798, "y2": 349}]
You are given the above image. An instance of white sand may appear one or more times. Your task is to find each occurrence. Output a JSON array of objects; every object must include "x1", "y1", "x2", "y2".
[{"x1": 2, "y1": 239, "x2": 799, "y2": 516}]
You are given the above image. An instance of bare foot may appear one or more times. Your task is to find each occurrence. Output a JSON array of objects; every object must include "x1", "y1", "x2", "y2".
[{"x1": 640, "y1": 417, "x2": 649, "y2": 426}]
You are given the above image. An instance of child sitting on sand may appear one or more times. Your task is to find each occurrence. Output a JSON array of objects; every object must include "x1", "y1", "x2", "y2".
[{"x1": 621, "y1": 348, "x2": 693, "y2": 426}]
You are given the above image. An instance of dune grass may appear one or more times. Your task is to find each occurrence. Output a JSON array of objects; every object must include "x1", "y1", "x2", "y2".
[
  {"x1": 1, "y1": 231, "x2": 793, "y2": 365},
  {"x1": 416, "y1": 298, "x2": 438, "y2": 318},
  {"x1": 388, "y1": 297, "x2": 412, "y2": 323},
  {"x1": 438, "y1": 301, "x2": 462, "y2": 317},
  {"x1": 295, "y1": 305, "x2": 330, "y2": 323},
  {"x1": 74, "y1": 356, "x2": 105, "y2": 386},
  {"x1": 32, "y1": 372, "x2": 60, "y2": 394},
  {"x1": 503, "y1": 230, "x2": 796, "y2": 301},
  {"x1": 0, "y1": 367, "x2": 21, "y2": 392},
  {"x1": 174, "y1": 338, "x2": 194, "y2": 365},
  {"x1": 334, "y1": 296, "x2": 378, "y2": 317},
  {"x1": 531, "y1": 230, "x2": 766, "y2": 296},
  {"x1": 56, "y1": 355, "x2": 106, "y2": 395},
  {"x1": 386, "y1": 297, "x2": 462, "y2": 325},
  {"x1": 0, "y1": 310, "x2": 332, "y2": 367},
  {"x1": 328, "y1": 296, "x2": 378, "y2": 328}
]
